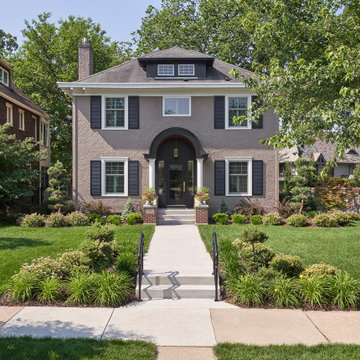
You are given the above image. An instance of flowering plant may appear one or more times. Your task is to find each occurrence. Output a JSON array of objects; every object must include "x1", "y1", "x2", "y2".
[
  {"x1": 142, "y1": 187, "x2": 157, "y2": 202},
  {"x1": 195, "y1": 187, "x2": 210, "y2": 202}
]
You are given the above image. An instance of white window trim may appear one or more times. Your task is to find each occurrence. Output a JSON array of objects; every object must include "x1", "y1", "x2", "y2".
[
  {"x1": 178, "y1": 64, "x2": 195, "y2": 76},
  {"x1": 6, "y1": 103, "x2": 13, "y2": 126},
  {"x1": 225, "y1": 158, "x2": 253, "y2": 196},
  {"x1": 19, "y1": 109, "x2": 25, "y2": 131},
  {"x1": 225, "y1": 94, "x2": 252, "y2": 130},
  {"x1": 101, "y1": 95, "x2": 128, "y2": 130},
  {"x1": 101, "y1": 157, "x2": 128, "y2": 197},
  {"x1": 0, "y1": 67, "x2": 9, "y2": 86},
  {"x1": 157, "y1": 64, "x2": 174, "y2": 76},
  {"x1": 162, "y1": 96, "x2": 191, "y2": 117}
]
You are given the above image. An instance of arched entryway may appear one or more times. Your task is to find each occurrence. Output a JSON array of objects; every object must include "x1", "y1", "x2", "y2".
[{"x1": 145, "y1": 128, "x2": 208, "y2": 208}]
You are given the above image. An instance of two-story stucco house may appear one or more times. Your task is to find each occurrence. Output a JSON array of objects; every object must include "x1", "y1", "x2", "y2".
[{"x1": 58, "y1": 40, "x2": 279, "y2": 220}]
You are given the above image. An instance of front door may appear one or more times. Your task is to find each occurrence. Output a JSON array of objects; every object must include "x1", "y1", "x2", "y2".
[{"x1": 156, "y1": 137, "x2": 196, "y2": 208}]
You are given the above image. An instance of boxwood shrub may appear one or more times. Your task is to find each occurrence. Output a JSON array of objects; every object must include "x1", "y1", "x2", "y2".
[
  {"x1": 287, "y1": 214, "x2": 307, "y2": 227},
  {"x1": 250, "y1": 214, "x2": 263, "y2": 225},
  {"x1": 262, "y1": 213, "x2": 285, "y2": 226},
  {"x1": 21, "y1": 213, "x2": 46, "y2": 228},
  {"x1": 270, "y1": 254, "x2": 304, "y2": 277},
  {"x1": 231, "y1": 214, "x2": 246, "y2": 225},
  {"x1": 212, "y1": 213, "x2": 228, "y2": 225}
]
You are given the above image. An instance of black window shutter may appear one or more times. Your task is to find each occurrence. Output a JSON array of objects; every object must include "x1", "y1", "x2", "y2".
[
  {"x1": 90, "y1": 96, "x2": 101, "y2": 129},
  {"x1": 128, "y1": 96, "x2": 139, "y2": 129},
  {"x1": 128, "y1": 161, "x2": 139, "y2": 195},
  {"x1": 90, "y1": 161, "x2": 101, "y2": 196},
  {"x1": 251, "y1": 95, "x2": 263, "y2": 129},
  {"x1": 252, "y1": 160, "x2": 264, "y2": 195},
  {"x1": 214, "y1": 96, "x2": 225, "y2": 129},
  {"x1": 214, "y1": 160, "x2": 226, "y2": 195}
]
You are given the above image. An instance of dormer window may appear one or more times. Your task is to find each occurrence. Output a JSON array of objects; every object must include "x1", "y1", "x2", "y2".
[
  {"x1": 158, "y1": 64, "x2": 174, "y2": 76},
  {"x1": 178, "y1": 64, "x2": 194, "y2": 76},
  {"x1": 0, "y1": 66, "x2": 9, "y2": 86},
  {"x1": 347, "y1": 149, "x2": 358, "y2": 156}
]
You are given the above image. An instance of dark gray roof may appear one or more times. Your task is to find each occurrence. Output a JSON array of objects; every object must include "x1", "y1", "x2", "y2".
[
  {"x1": 279, "y1": 141, "x2": 360, "y2": 164},
  {"x1": 75, "y1": 46, "x2": 253, "y2": 84},
  {"x1": 139, "y1": 46, "x2": 214, "y2": 59}
]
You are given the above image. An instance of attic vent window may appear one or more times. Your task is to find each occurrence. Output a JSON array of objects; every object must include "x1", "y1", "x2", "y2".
[
  {"x1": 178, "y1": 64, "x2": 194, "y2": 76},
  {"x1": 347, "y1": 149, "x2": 358, "y2": 155},
  {"x1": 0, "y1": 66, "x2": 9, "y2": 86},
  {"x1": 158, "y1": 64, "x2": 174, "y2": 76}
]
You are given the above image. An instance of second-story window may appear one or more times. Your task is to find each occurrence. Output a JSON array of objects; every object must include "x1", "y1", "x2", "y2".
[
  {"x1": 226, "y1": 96, "x2": 251, "y2": 129},
  {"x1": 178, "y1": 64, "x2": 194, "y2": 76},
  {"x1": 158, "y1": 64, "x2": 174, "y2": 76},
  {"x1": 40, "y1": 122, "x2": 48, "y2": 146},
  {"x1": 0, "y1": 67, "x2": 9, "y2": 86},
  {"x1": 32, "y1": 116, "x2": 38, "y2": 141},
  {"x1": 6, "y1": 103, "x2": 13, "y2": 126},
  {"x1": 163, "y1": 97, "x2": 191, "y2": 116},
  {"x1": 105, "y1": 97, "x2": 126, "y2": 128},
  {"x1": 19, "y1": 110, "x2": 25, "y2": 131}
]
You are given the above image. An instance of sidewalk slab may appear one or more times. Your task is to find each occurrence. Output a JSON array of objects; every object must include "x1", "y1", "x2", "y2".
[
  {"x1": 157, "y1": 346, "x2": 216, "y2": 360},
  {"x1": 0, "y1": 306, "x2": 113, "y2": 339},
  {"x1": 211, "y1": 308, "x2": 328, "y2": 345},
  {"x1": 306, "y1": 311, "x2": 360, "y2": 344},
  {"x1": 0, "y1": 307, "x2": 23, "y2": 327}
]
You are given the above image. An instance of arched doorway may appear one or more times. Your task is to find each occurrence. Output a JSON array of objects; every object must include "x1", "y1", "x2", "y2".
[{"x1": 156, "y1": 136, "x2": 196, "y2": 208}]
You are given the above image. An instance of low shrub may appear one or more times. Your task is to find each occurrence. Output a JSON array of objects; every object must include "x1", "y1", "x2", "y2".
[
  {"x1": 329, "y1": 211, "x2": 352, "y2": 227},
  {"x1": 126, "y1": 213, "x2": 143, "y2": 225},
  {"x1": 262, "y1": 213, "x2": 285, "y2": 226},
  {"x1": 344, "y1": 211, "x2": 360, "y2": 221},
  {"x1": 93, "y1": 271, "x2": 133, "y2": 306},
  {"x1": 21, "y1": 213, "x2": 46, "y2": 228},
  {"x1": 306, "y1": 210, "x2": 322, "y2": 218},
  {"x1": 45, "y1": 213, "x2": 69, "y2": 228},
  {"x1": 269, "y1": 276, "x2": 301, "y2": 308},
  {"x1": 212, "y1": 213, "x2": 228, "y2": 225},
  {"x1": 227, "y1": 273, "x2": 267, "y2": 306},
  {"x1": 302, "y1": 263, "x2": 339, "y2": 279},
  {"x1": 250, "y1": 215, "x2": 263, "y2": 225},
  {"x1": 66, "y1": 273, "x2": 96, "y2": 305},
  {"x1": 237, "y1": 242, "x2": 276, "y2": 271},
  {"x1": 83, "y1": 200, "x2": 112, "y2": 216},
  {"x1": 66, "y1": 211, "x2": 89, "y2": 226},
  {"x1": 233, "y1": 198, "x2": 265, "y2": 216},
  {"x1": 116, "y1": 252, "x2": 137, "y2": 273},
  {"x1": 330, "y1": 271, "x2": 360, "y2": 310},
  {"x1": 239, "y1": 227, "x2": 269, "y2": 245},
  {"x1": 231, "y1": 214, "x2": 246, "y2": 225},
  {"x1": 37, "y1": 278, "x2": 64, "y2": 303},
  {"x1": 313, "y1": 213, "x2": 337, "y2": 227},
  {"x1": 58, "y1": 250, "x2": 90, "y2": 276},
  {"x1": 85, "y1": 222, "x2": 115, "y2": 243},
  {"x1": 87, "y1": 213, "x2": 105, "y2": 224},
  {"x1": 106, "y1": 215, "x2": 122, "y2": 225},
  {"x1": 270, "y1": 254, "x2": 304, "y2": 278},
  {"x1": 287, "y1": 214, "x2": 308, "y2": 227},
  {"x1": 17, "y1": 257, "x2": 65, "y2": 280},
  {"x1": 300, "y1": 276, "x2": 330, "y2": 307},
  {"x1": 7, "y1": 272, "x2": 39, "y2": 302},
  {"x1": 256, "y1": 266, "x2": 282, "y2": 281}
]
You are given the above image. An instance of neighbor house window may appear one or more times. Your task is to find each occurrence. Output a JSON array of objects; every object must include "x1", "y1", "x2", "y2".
[
  {"x1": 19, "y1": 110, "x2": 25, "y2": 130},
  {"x1": 0, "y1": 67, "x2": 9, "y2": 86},
  {"x1": 32, "y1": 116, "x2": 38, "y2": 141},
  {"x1": 163, "y1": 97, "x2": 191, "y2": 116},
  {"x1": 6, "y1": 103, "x2": 13, "y2": 126},
  {"x1": 101, "y1": 158, "x2": 128, "y2": 196},
  {"x1": 40, "y1": 121, "x2": 49, "y2": 146},
  {"x1": 226, "y1": 159, "x2": 252, "y2": 196},
  {"x1": 178, "y1": 64, "x2": 194, "y2": 76},
  {"x1": 226, "y1": 96, "x2": 251, "y2": 129},
  {"x1": 104, "y1": 97, "x2": 126, "y2": 129},
  {"x1": 157, "y1": 64, "x2": 174, "y2": 76}
]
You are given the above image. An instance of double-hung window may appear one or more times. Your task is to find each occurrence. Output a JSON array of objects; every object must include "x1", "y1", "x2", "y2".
[
  {"x1": 6, "y1": 103, "x2": 13, "y2": 126},
  {"x1": 226, "y1": 96, "x2": 251, "y2": 129},
  {"x1": 101, "y1": 158, "x2": 128, "y2": 196},
  {"x1": 32, "y1": 116, "x2": 38, "y2": 141},
  {"x1": 163, "y1": 97, "x2": 191, "y2": 116},
  {"x1": 40, "y1": 121, "x2": 48, "y2": 146},
  {"x1": 226, "y1": 159, "x2": 252, "y2": 196},
  {"x1": 178, "y1": 64, "x2": 194, "y2": 76},
  {"x1": 0, "y1": 67, "x2": 9, "y2": 86},
  {"x1": 157, "y1": 64, "x2": 174, "y2": 76},
  {"x1": 104, "y1": 97, "x2": 126, "y2": 129},
  {"x1": 19, "y1": 110, "x2": 25, "y2": 130}
]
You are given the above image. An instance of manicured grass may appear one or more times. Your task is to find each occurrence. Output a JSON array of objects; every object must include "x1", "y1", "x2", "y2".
[
  {"x1": 215, "y1": 343, "x2": 360, "y2": 360},
  {"x1": 0, "y1": 337, "x2": 157, "y2": 360},
  {"x1": 0, "y1": 225, "x2": 154, "y2": 288},
  {"x1": 198, "y1": 223, "x2": 360, "y2": 278}
]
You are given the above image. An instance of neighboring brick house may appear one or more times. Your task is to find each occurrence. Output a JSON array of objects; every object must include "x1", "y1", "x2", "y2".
[
  {"x1": 58, "y1": 41, "x2": 279, "y2": 220},
  {"x1": 0, "y1": 59, "x2": 51, "y2": 205}
]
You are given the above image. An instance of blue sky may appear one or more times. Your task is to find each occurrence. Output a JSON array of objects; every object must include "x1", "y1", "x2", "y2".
[{"x1": 2, "y1": 0, "x2": 163, "y2": 45}]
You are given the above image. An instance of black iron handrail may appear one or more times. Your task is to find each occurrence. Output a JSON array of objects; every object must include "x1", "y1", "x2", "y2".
[
  {"x1": 212, "y1": 232, "x2": 219, "y2": 301},
  {"x1": 137, "y1": 232, "x2": 145, "y2": 301}
]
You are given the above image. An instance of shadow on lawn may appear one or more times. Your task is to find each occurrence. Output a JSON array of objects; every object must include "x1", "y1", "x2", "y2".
[{"x1": 0, "y1": 237, "x2": 50, "y2": 250}]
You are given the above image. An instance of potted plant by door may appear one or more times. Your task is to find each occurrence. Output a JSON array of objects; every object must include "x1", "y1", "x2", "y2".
[
  {"x1": 142, "y1": 187, "x2": 157, "y2": 206},
  {"x1": 195, "y1": 187, "x2": 210, "y2": 205}
]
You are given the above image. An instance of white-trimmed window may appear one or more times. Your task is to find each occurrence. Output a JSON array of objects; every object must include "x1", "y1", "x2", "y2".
[
  {"x1": 101, "y1": 158, "x2": 128, "y2": 196},
  {"x1": 19, "y1": 109, "x2": 25, "y2": 130},
  {"x1": 226, "y1": 95, "x2": 252, "y2": 129},
  {"x1": 40, "y1": 121, "x2": 49, "y2": 146},
  {"x1": 6, "y1": 103, "x2": 13, "y2": 126},
  {"x1": 178, "y1": 64, "x2": 194, "y2": 76},
  {"x1": 157, "y1": 64, "x2": 174, "y2": 76},
  {"x1": 163, "y1": 97, "x2": 191, "y2": 116},
  {"x1": 0, "y1": 67, "x2": 9, "y2": 86},
  {"x1": 103, "y1": 96, "x2": 127, "y2": 129},
  {"x1": 226, "y1": 158, "x2": 252, "y2": 196}
]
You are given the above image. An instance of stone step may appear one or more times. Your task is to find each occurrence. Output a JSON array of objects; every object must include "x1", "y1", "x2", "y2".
[
  {"x1": 157, "y1": 220, "x2": 195, "y2": 225},
  {"x1": 139, "y1": 284, "x2": 216, "y2": 299},
  {"x1": 157, "y1": 214, "x2": 195, "y2": 220},
  {"x1": 143, "y1": 274, "x2": 214, "y2": 286},
  {"x1": 157, "y1": 209, "x2": 195, "y2": 216}
]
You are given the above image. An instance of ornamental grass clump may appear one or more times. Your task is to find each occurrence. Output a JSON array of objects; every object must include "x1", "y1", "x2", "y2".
[
  {"x1": 299, "y1": 276, "x2": 330, "y2": 307},
  {"x1": 269, "y1": 276, "x2": 301, "y2": 308},
  {"x1": 66, "y1": 273, "x2": 96, "y2": 305},
  {"x1": 37, "y1": 278, "x2": 64, "y2": 303},
  {"x1": 330, "y1": 272, "x2": 360, "y2": 310},
  {"x1": 7, "y1": 272, "x2": 39, "y2": 302}
]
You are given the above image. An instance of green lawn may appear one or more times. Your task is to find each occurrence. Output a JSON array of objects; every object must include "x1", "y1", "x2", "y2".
[
  {"x1": 198, "y1": 223, "x2": 360, "y2": 279},
  {"x1": 0, "y1": 225, "x2": 154, "y2": 288},
  {"x1": 215, "y1": 344, "x2": 360, "y2": 360},
  {"x1": 0, "y1": 337, "x2": 156, "y2": 360}
]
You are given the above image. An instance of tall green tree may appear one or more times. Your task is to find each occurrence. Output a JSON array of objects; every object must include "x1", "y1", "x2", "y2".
[
  {"x1": 0, "y1": 29, "x2": 18, "y2": 57},
  {"x1": 10, "y1": 13, "x2": 132, "y2": 175},
  {"x1": 0, "y1": 125, "x2": 46, "y2": 209}
]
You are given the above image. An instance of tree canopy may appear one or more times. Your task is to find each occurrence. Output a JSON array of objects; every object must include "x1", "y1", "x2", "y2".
[{"x1": 0, "y1": 29, "x2": 18, "y2": 57}]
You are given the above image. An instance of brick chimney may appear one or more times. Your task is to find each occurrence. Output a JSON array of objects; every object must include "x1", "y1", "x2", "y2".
[{"x1": 78, "y1": 38, "x2": 93, "y2": 80}]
